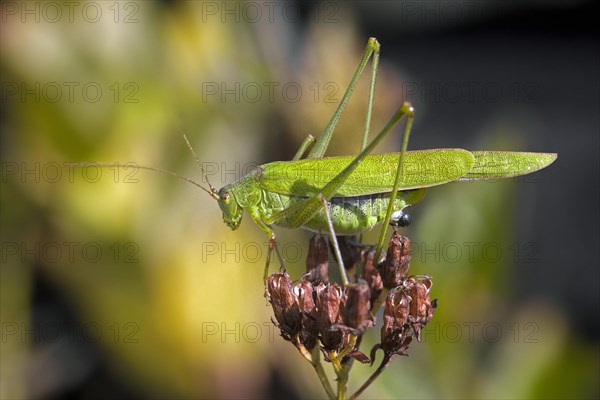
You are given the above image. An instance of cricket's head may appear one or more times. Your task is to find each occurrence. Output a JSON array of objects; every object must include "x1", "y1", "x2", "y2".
[{"x1": 217, "y1": 185, "x2": 242, "y2": 230}]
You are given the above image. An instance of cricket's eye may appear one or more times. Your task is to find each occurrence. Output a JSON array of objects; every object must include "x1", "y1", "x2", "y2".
[{"x1": 221, "y1": 193, "x2": 230, "y2": 204}]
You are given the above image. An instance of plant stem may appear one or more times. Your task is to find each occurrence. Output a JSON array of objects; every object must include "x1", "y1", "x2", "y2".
[
  {"x1": 338, "y1": 335, "x2": 357, "y2": 359},
  {"x1": 315, "y1": 357, "x2": 336, "y2": 400},
  {"x1": 327, "y1": 351, "x2": 347, "y2": 400},
  {"x1": 349, "y1": 354, "x2": 392, "y2": 400},
  {"x1": 338, "y1": 377, "x2": 346, "y2": 400},
  {"x1": 329, "y1": 351, "x2": 343, "y2": 376},
  {"x1": 300, "y1": 346, "x2": 336, "y2": 400},
  {"x1": 337, "y1": 334, "x2": 358, "y2": 399}
]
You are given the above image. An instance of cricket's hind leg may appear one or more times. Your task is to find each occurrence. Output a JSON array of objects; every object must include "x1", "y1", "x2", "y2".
[
  {"x1": 292, "y1": 134, "x2": 315, "y2": 160},
  {"x1": 307, "y1": 37, "x2": 380, "y2": 159}
]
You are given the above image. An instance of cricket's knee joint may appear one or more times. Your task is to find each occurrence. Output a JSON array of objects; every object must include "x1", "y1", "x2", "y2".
[
  {"x1": 368, "y1": 37, "x2": 380, "y2": 51},
  {"x1": 401, "y1": 101, "x2": 414, "y2": 115}
]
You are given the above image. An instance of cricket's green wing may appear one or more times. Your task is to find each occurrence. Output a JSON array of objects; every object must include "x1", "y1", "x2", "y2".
[
  {"x1": 259, "y1": 149, "x2": 475, "y2": 197},
  {"x1": 458, "y1": 151, "x2": 557, "y2": 180}
]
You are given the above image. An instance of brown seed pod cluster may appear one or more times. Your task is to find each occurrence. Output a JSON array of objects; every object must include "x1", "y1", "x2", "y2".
[
  {"x1": 372, "y1": 276, "x2": 437, "y2": 363},
  {"x1": 266, "y1": 231, "x2": 437, "y2": 367},
  {"x1": 266, "y1": 271, "x2": 372, "y2": 361}
]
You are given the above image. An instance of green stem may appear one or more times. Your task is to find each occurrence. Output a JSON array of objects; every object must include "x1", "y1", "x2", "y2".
[
  {"x1": 337, "y1": 374, "x2": 347, "y2": 400},
  {"x1": 329, "y1": 351, "x2": 343, "y2": 376},
  {"x1": 299, "y1": 346, "x2": 336, "y2": 400},
  {"x1": 337, "y1": 361, "x2": 350, "y2": 400},
  {"x1": 330, "y1": 334, "x2": 359, "y2": 400},
  {"x1": 338, "y1": 335, "x2": 357, "y2": 359},
  {"x1": 327, "y1": 351, "x2": 347, "y2": 400},
  {"x1": 314, "y1": 356, "x2": 336, "y2": 400},
  {"x1": 349, "y1": 354, "x2": 392, "y2": 400}
]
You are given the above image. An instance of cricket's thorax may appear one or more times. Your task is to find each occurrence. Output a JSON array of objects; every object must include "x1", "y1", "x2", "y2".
[{"x1": 262, "y1": 189, "x2": 425, "y2": 235}]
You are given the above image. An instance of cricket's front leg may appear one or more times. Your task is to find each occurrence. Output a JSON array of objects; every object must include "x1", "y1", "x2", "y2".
[{"x1": 248, "y1": 208, "x2": 285, "y2": 284}]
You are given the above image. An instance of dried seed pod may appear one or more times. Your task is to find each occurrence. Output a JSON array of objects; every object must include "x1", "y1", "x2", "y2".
[
  {"x1": 382, "y1": 289, "x2": 410, "y2": 341},
  {"x1": 380, "y1": 231, "x2": 411, "y2": 289},
  {"x1": 315, "y1": 283, "x2": 346, "y2": 351},
  {"x1": 379, "y1": 289, "x2": 412, "y2": 357},
  {"x1": 342, "y1": 279, "x2": 374, "y2": 334},
  {"x1": 405, "y1": 277, "x2": 436, "y2": 341},
  {"x1": 362, "y1": 249, "x2": 383, "y2": 309},
  {"x1": 295, "y1": 279, "x2": 319, "y2": 350},
  {"x1": 266, "y1": 272, "x2": 301, "y2": 341},
  {"x1": 306, "y1": 235, "x2": 329, "y2": 284}
]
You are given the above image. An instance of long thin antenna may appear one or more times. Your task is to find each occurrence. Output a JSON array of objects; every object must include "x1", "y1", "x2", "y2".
[
  {"x1": 182, "y1": 134, "x2": 216, "y2": 193},
  {"x1": 68, "y1": 162, "x2": 219, "y2": 200}
]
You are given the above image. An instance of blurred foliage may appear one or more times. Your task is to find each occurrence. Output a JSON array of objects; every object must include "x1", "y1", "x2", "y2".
[{"x1": 1, "y1": 1, "x2": 597, "y2": 399}]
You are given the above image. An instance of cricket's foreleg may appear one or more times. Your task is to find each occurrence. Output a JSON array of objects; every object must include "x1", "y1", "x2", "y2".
[
  {"x1": 308, "y1": 37, "x2": 380, "y2": 159},
  {"x1": 375, "y1": 102, "x2": 415, "y2": 258},
  {"x1": 249, "y1": 209, "x2": 285, "y2": 283},
  {"x1": 266, "y1": 234, "x2": 285, "y2": 278},
  {"x1": 292, "y1": 134, "x2": 316, "y2": 161}
]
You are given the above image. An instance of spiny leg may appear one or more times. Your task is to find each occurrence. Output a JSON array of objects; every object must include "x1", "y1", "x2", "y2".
[
  {"x1": 265, "y1": 234, "x2": 286, "y2": 282},
  {"x1": 263, "y1": 233, "x2": 288, "y2": 283},
  {"x1": 248, "y1": 209, "x2": 286, "y2": 283},
  {"x1": 308, "y1": 37, "x2": 380, "y2": 159},
  {"x1": 375, "y1": 102, "x2": 415, "y2": 259}
]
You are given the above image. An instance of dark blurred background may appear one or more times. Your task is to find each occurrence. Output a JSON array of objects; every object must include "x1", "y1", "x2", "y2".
[{"x1": 1, "y1": 1, "x2": 598, "y2": 399}]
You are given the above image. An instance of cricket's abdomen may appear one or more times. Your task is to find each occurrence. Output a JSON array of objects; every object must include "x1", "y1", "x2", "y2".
[
  {"x1": 268, "y1": 190, "x2": 425, "y2": 235},
  {"x1": 305, "y1": 193, "x2": 401, "y2": 235}
]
